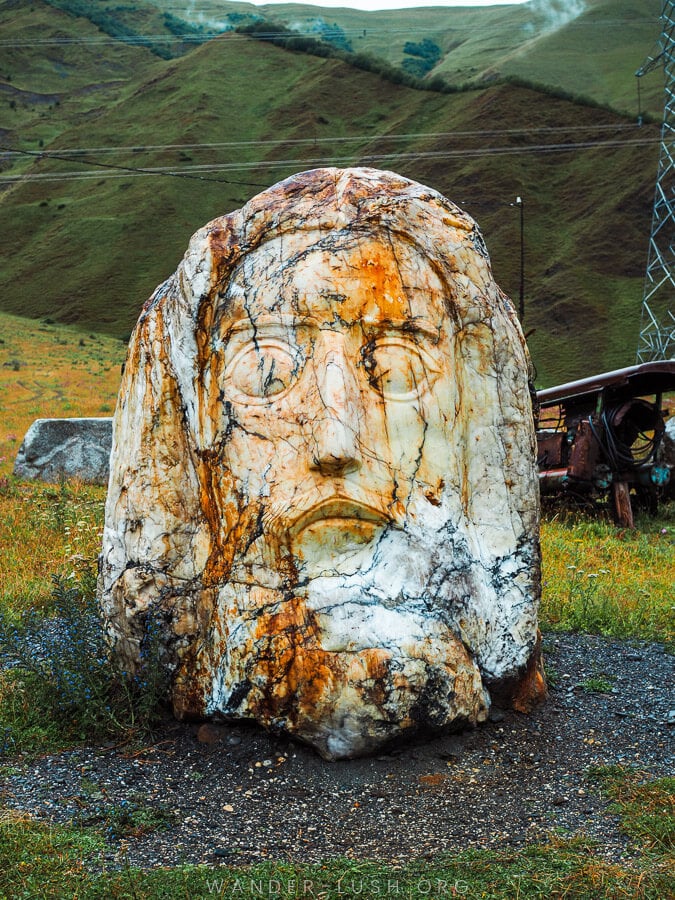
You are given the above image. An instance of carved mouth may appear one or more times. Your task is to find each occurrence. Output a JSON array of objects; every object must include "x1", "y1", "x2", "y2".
[
  {"x1": 286, "y1": 498, "x2": 393, "y2": 573},
  {"x1": 290, "y1": 498, "x2": 391, "y2": 539}
]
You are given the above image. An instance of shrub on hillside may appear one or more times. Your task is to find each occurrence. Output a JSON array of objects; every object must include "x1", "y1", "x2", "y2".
[
  {"x1": 237, "y1": 22, "x2": 480, "y2": 96},
  {"x1": 402, "y1": 39, "x2": 441, "y2": 77}
]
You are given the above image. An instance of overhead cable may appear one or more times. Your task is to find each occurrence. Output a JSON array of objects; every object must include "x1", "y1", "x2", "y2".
[
  {"x1": 0, "y1": 135, "x2": 660, "y2": 185},
  {"x1": 0, "y1": 18, "x2": 659, "y2": 48},
  {"x1": 0, "y1": 123, "x2": 641, "y2": 159}
]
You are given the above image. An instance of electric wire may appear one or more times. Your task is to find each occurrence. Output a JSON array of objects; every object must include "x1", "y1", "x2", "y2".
[
  {"x1": 0, "y1": 123, "x2": 643, "y2": 159},
  {"x1": 0, "y1": 145, "x2": 270, "y2": 187},
  {"x1": 0, "y1": 19, "x2": 659, "y2": 47},
  {"x1": 0, "y1": 133, "x2": 660, "y2": 185},
  {"x1": 588, "y1": 407, "x2": 661, "y2": 469}
]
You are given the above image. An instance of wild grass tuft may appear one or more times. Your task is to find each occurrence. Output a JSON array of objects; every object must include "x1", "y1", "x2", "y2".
[{"x1": 581, "y1": 675, "x2": 615, "y2": 693}]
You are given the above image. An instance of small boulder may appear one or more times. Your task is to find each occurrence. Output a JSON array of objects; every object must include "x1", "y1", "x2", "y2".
[
  {"x1": 658, "y1": 416, "x2": 675, "y2": 466},
  {"x1": 13, "y1": 417, "x2": 112, "y2": 485}
]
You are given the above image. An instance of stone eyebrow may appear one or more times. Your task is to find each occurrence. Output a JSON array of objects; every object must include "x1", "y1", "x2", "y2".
[
  {"x1": 355, "y1": 317, "x2": 442, "y2": 344},
  {"x1": 225, "y1": 315, "x2": 441, "y2": 336},
  {"x1": 222, "y1": 315, "x2": 299, "y2": 336},
  {"x1": 217, "y1": 314, "x2": 441, "y2": 344}
]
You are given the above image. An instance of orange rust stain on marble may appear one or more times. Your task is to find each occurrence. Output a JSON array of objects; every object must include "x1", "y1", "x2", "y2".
[
  {"x1": 196, "y1": 458, "x2": 241, "y2": 586},
  {"x1": 511, "y1": 631, "x2": 548, "y2": 713},
  {"x1": 248, "y1": 617, "x2": 337, "y2": 725},
  {"x1": 247, "y1": 604, "x2": 396, "y2": 725},
  {"x1": 207, "y1": 226, "x2": 242, "y2": 292},
  {"x1": 357, "y1": 240, "x2": 416, "y2": 321}
]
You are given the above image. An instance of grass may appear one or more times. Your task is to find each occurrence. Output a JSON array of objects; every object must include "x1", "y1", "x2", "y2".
[
  {"x1": 540, "y1": 507, "x2": 675, "y2": 646},
  {"x1": 588, "y1": 765, "x2": 675, "y2": 855},
  {"x1": 581, "y1": 675, "x2": 616, "y2": 694},
  {"x1": 0, "y1": 568, "x2": 169, "y2": 756},
  {"x1": 0, "y1": 479, "x2": 106, "y2": 616},
  {"x1": 0, "y1": 809, "x2": 672, "y2": 898},
  {"x1": 0, "y1": 312, "x2": 124, "y2": 613}
]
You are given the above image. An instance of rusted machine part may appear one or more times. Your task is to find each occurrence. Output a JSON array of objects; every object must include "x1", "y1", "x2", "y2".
[
  {"x1": 536, "y1": 361, "x2": 675, "y2": 407},
  {"x1": 538, "y1": 467, "x2": 571, "y2": 491},
  {"x1": 612, "y1": 481, "x2": 635, "y2": 529},
  {"x1": 536, "y1": 432, "x2": 566, "y2": 472},
  {"x1": 568, "y1": 419, "x2": 601, "y2": 481}
]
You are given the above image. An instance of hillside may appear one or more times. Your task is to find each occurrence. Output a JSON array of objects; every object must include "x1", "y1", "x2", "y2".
[
  {"x1": 240, "y1": 0, "x2": 664, "y2": 117},
  {"x1": 6, "y1": 0, "x2": 664, "y2": 118},
  {"x1": 109, "y1": 0, "x2": 664, "y2": 118},
  {"x1": 0, "y1": 0, "x2": 666, "y2": 386}
]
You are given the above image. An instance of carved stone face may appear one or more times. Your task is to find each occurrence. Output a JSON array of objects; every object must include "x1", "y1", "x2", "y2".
[
  {"x1": 99, "y1": 168, "x2": 544, "y2": 760},
  {"x1": 217, "y1": 233, "x2": 452, "y2": 579}
]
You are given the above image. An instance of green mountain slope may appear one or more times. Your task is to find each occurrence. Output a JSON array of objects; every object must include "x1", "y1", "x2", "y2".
[
  {"x1": 149, "y1": 0, "x2": 664, "y2": 118},
  {"x1": 0, "y1": 0, "x2": 665, "y2": 386}
]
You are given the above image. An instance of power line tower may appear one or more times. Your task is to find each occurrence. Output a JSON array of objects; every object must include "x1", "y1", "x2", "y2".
[{"x1": 635, "y1": 1, "x2": 675, "y2": 362}]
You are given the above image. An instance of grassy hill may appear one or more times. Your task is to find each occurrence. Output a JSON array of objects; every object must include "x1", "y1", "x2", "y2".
[
  {"x1": 0, "y1": 0, "x2": 667, "y2": 386},
  {"x1": 149, "y1": 0, "x2": 665, "y2": 117}
]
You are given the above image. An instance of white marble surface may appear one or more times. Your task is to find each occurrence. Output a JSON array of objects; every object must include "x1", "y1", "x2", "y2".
[{"x1": 99, "y1": 167, "x2": 544, "y2": 759}]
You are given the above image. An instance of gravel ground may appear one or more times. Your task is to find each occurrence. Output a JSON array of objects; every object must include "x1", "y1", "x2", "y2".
[{"x1": 1, "y1": 633, "x2": 673, "y2": 870}]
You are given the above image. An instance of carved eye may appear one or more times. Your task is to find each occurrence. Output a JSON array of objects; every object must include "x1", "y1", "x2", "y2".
[
  {"x1": 361, "y1": 337, "x2": 436, "y2": 401},
  {"x1": 227, "y1": 340, "x2": 303, "y2": 401}
]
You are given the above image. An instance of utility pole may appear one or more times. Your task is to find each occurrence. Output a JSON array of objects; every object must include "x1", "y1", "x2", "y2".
[
  {"x1": 516, "y1": 195, "x2": 525, "y2": 324},
  {"x1": 636, "y1": 1, "x2": 675, "y2": 362}
]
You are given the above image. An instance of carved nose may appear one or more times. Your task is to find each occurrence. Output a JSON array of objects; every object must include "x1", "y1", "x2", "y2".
[{"x1": 309, "y1": 343, "x2": 362, "y2": 477}]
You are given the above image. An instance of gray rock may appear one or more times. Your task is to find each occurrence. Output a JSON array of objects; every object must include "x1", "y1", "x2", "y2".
[
  {"x1": 657, "y1": 416, "x2": 675, "y2": 466},
  {"x1": 13, "y1": 417, "x2": 112, "y2": 485}
]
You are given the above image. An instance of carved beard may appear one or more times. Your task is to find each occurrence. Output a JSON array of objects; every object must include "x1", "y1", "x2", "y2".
[{"x1": 197, "y1": 498, "x2": 492, "y2": 760}]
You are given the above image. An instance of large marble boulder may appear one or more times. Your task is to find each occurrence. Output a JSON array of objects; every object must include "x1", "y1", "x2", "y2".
[
  {"x1": 99, "y1": 167, "x2": 545, "y2": 760},
  {"x1": 14, "y1": 417, "x2": 112, "y2": 485}
]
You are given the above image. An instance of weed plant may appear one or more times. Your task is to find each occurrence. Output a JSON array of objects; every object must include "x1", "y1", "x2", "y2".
[
  {"x1": 0, "y1": 313, "x2": 123, "y2": 610},
  {"x1": 581, "y1": 675, "x2": 615, "y2": 694},
  {"x1": 0, "y1": 477, "x2": 107, "y2": 616},
  {"x1": 73, "y1": 795, "x2": 176, "y2": 841},
  {"x1": 0, "y1": 569, "x2": 168, "y2": 755}
]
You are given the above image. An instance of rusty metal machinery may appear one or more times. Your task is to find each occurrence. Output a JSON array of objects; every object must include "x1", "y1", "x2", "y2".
[{"x1": 536, "y1": 361, "x2": 675, "y2": 527}]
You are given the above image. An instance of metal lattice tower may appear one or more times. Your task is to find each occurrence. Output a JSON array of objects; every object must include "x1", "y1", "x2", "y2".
[{"x1": 636, "y1": 1, "x2": 675, "y2": 362}]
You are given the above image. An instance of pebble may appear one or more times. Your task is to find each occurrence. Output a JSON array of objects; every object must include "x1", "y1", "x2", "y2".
[{"x1": 0, "y1": 631, "x2": 671, "y2": 871}]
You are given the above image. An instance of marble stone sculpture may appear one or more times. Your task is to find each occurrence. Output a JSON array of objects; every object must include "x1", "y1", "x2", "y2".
[{"x1": 99, "y1": 167, "x2": 545, "y2": 760}]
